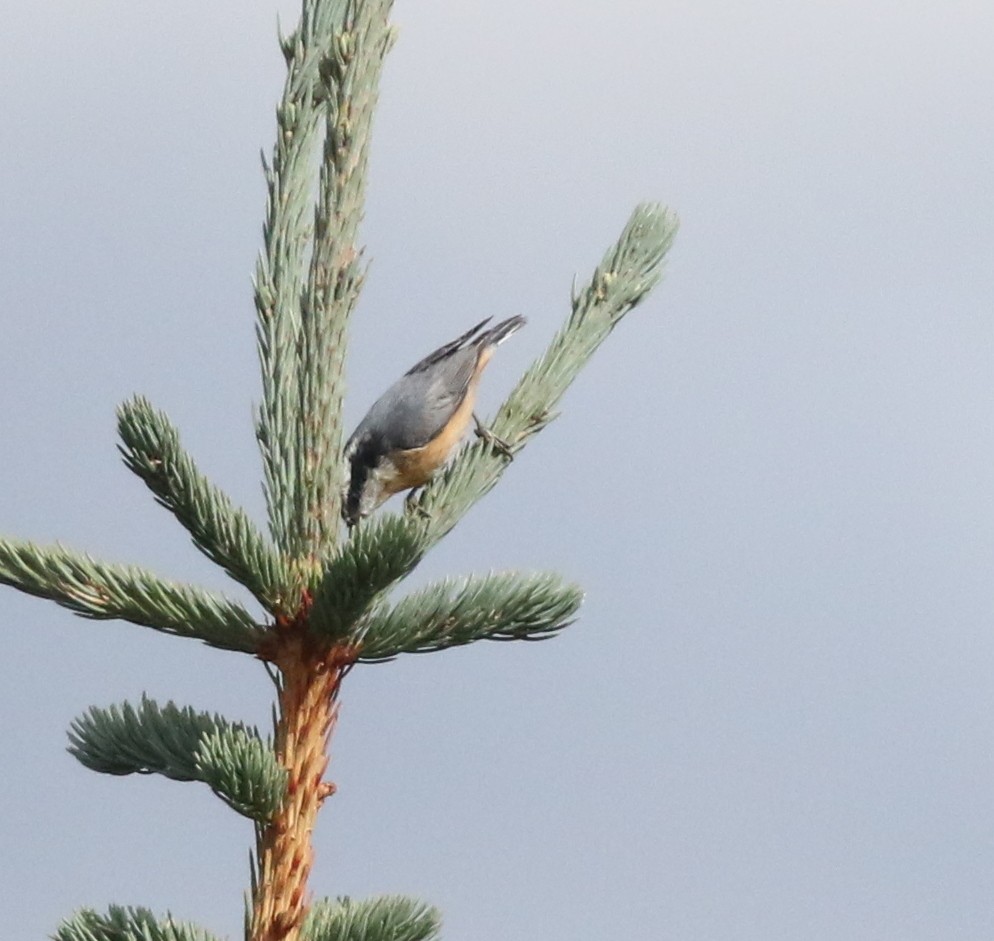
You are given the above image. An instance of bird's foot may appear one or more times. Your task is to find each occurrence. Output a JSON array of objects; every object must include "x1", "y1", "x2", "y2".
[
  {"x1": 473, "y1": 414, "x2": 515, "y2": 460},
  {"x1": 405, "y1": 488, "x2": 431, "y2": 520}
]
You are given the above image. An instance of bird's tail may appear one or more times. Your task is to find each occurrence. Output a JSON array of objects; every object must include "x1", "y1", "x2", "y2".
[{"x1": 480, "y1": 315, "x2": 526, "y2": 348}]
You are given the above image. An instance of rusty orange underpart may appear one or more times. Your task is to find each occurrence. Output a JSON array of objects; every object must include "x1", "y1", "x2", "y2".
[{"x1": 377, "y1": 345, "x2": 492, "y2": 499}]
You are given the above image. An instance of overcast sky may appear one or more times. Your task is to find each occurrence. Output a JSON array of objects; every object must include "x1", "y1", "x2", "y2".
[{"x1": 2, "y1": 1, "x2": 993, "y2": 939}]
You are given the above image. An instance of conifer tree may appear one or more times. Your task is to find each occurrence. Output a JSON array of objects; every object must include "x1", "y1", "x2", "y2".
[{"x1": 0, "y1": 2, "x2": 678, "y2": 939}]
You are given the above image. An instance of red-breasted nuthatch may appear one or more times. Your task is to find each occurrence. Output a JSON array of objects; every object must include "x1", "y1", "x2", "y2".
[{"x1": 342, "y1": 315, "x2": 525, "y2": 526}]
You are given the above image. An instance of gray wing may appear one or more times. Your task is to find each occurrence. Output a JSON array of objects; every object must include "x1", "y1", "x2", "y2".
[
  {"x1": 404, "y1": 317, "x2": 491, "y2": 376},
  {"x1": 349, "y1": 345, "x2": 479, "y2": 452}
]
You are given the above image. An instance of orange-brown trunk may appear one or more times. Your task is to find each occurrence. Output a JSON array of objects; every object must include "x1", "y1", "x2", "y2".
[{"x1": 249, "y1": 636, "x2": 345, "y2": 941}]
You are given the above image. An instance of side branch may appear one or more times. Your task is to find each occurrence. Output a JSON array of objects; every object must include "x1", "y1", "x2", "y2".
[
  {"x1": 303, "y1": 896, "x2": 443, "y2": 941},
  {"x1": 68, "y1": 696, "x2": 288, "y2": 822},
  {"x1": 54, "y1": 906, "x2": 222, "y2": 941},
  {"x1": 411, "y1": 202, "x2": 679, "y2": 542},
  {"x1": 0, "y1": 538, "x2": 266, "y2": 653},
  {"x1": 357, "y1": 571, "x2": 583, "y2": 661},
  {"x1": 118, "y1": 396, "x2": 290, "y2": 615}
]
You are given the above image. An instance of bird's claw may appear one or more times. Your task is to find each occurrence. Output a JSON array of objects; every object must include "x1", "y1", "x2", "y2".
[
  {"x1": 405, "y1": 488, "x2": 431, "y2": 520},
  {"x1": 473, "y1": 414, "x2": 515, "y2": 460}
]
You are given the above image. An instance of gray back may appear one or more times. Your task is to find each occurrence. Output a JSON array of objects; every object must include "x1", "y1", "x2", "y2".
[{"x1": 350, "y1": 345, "x2": 478, "y2": 452}]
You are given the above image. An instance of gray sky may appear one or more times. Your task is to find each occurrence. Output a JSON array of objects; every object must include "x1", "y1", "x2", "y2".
[{"x1": 2, "y1": 1, "x2": 993, "y2": 938}]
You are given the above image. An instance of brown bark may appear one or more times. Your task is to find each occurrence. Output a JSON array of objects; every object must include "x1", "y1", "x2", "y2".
[{"x1": 248, "y1": 634, "x2": 350, "y2": 941}]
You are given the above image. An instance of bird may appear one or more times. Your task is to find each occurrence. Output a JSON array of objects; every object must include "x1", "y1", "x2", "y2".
[{"x1": 341, "y1": 315, "x2": 525, "y2": 526}]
